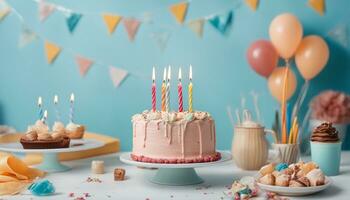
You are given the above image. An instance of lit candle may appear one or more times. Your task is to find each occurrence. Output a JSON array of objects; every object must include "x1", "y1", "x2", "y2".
[
  {"x1": 166, "y1": 66, "x2": 171, "y2": 112},
  {"x1": 188, "y1": 65, "x2": 193, "y2": 112},
  {"x1": 42, "y1": 110, "x2": 48, "y2": 124},
  {"x1": 152, "y1": 67, "x2": 156, "y2": 112},
  {"x1": 37, "y1": 96, "x2": 43, "y2": 120},
  {"x1": 161, "y1": 68, "x2": 167, "y2": 112},
  {"x1": 54, "y1": 95, "x2": 60, "y2": 121},
  {"x1": 178, "y1": 68, "x2": 183, "y2": 112},
  {"x1": 69, "y1": 93, "x2": 75, "y2": 123}
]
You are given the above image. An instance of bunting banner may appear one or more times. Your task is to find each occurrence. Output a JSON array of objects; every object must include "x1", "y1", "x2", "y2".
[
  {"x1": 102, "y1": 13, "x2": 122, "y2": 35},
  {"x1": 327, "y1": 24, "x2": 348, "y2": 47},
  {"x1": 123, "y1": 18, "x2": 141, "y2": 41},
  {"x1": 18, "y1": 25, "x2": 38, "y2": 48},
  {"x1": 150, "y1": 31, "x2": 171, "y2": 51},
  {"x1": 187, "y1": 19, "x2": 205, "y2": 38},
  {"x1": 38, "y1": 0, "x2": 55, "y2": 22},
  {"x1": 75, "y1": 55, "x2": 93, "y2": 77},
  {"x1": 169, "y1": 2, "x2": 188, "y2": 24},
  {"x1": 208, "y1": 10, "x2": 233, "y2": 35},
  {"x1": 0, "y1": 0, "x2": 10, "y2": 21},
  {"x1": 44, "y1": 40, "x2": 61, "y2": 64},
  {"x1": 245, "y1": 0, "x2": 259, "y2": 11},
  {"x1": 66, "y1": 12, "x2": 82, "y2": 33},
  {"x1": 308, "y1": 0, "x2": 325, "y2": 16},
  {"x1": 109, "y1": 66, "x2": 128, "y2": 88}
]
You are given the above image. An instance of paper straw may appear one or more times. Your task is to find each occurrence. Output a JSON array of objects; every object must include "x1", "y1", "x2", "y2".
[
  {"x1": 250, "y1": 91, "x2": 261, "y2": 123},
  {"x1": 235, "y1": 109, "x2": 241, "y2": 125},
  {"x1": 226, "y1": 106, "x2": 235, "y2": 128},
  {"x1": 281, "y1": 66, "x2": 289, "y2": 144}
]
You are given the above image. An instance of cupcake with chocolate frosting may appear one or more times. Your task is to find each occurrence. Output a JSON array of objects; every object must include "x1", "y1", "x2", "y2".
[{"x1": 310, "y1": 122, "x2": 340, "y2": 143}]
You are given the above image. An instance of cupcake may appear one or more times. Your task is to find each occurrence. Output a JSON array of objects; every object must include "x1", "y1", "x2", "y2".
[
  {"x1": 310, "y1": 122, "x2": 341, "y2": 176},
  {"x1": 65, "y1": 122, "x2": 85, "y2": 139}
]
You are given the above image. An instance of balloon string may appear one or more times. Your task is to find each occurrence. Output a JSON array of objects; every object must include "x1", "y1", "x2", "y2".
[{"x1": 291, "y1": 81, "x2": 310, "y2": 121}]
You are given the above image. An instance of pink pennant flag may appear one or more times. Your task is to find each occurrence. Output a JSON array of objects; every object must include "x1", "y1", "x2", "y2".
[
  {"x1": 38, "y1": 0, "x2": 55, "y2": 22},
  {"x1": 123, "y1": 18, "x2": 141, "y2": 41},
  {"x1": 75, "y1": 55, "x2": 93, "y2": 77},
  {"x1": 109, "y1": 66, "x2": 128, "y2": 88}
]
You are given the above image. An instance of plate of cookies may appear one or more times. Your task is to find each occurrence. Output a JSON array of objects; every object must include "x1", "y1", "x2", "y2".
[{"x1": 256, "y1": 161, "x2": 332, "y2": 196}]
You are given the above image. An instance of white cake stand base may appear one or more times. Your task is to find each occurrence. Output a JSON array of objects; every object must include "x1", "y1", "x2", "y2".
[
  {"x1": 0, "y1": 139, "x2": 104, "y2": 173},
  {"x1": 120, "y1": 151, "x2": 231, "y2": 186}
]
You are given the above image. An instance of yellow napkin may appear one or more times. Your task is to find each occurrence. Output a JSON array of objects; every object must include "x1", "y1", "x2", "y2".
[
  {"x1": 0, "y1": 132, "x2": 120, "y2": 165},
  {"x1": 0, "y1": 155, "x2": 44, "y2": 195}
]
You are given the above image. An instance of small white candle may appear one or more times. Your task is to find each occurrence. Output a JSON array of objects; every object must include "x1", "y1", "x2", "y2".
[
  {"x1": 54, "y1": 95, "x2": 60, "y2": 121},
  {"x1": 166, "y1": 66, "x2": 171, "y2": 112},
  {"x1": 42, "y1": 110, "x2": 48, "y2": 123},
  {"x1": 38, "y1": 96, "x2": 43, "y2": 120},
  {"x1": 69, "y1": 93, "x2": 75, "y2": 123}
]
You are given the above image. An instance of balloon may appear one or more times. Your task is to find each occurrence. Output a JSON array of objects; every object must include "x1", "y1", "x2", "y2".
[
  {"x1": 269, "y1": 13, "x2": 303, "y2": 59},
  {"x1": 268, "y1": 67, "x2": 297, "y2": 102},
  {"x1": 247, "y1": 40, "x2": 279, "y2": 78},
  {"x1": 295, "y1": 35, "x2": 329, "y2": 80}
]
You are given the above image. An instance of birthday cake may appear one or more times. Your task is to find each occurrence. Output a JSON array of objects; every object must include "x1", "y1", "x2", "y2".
[{"x1": 131, "y1": 110, "x2": 221, "y2": 163}]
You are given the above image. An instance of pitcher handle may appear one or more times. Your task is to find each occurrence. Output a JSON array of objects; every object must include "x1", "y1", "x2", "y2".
[{"x1": 264, "y1": 129, "x2": 278, "y2": 144}]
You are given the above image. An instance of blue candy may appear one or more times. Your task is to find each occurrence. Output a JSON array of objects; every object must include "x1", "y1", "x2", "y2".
[
  {"x1": 275, "y1": 163, "x2": 288, "y2": 171},
  {"x1": 28, "y1": 180, "x2": 55, "y2": 196}
]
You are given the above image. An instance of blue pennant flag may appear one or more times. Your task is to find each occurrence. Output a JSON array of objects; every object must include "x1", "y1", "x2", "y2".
[
  {"x1": 208, "y1": 10, "x2": 233, "y2": 35},
  {"x1": 66, "y1": 13, "x2": 82, "y2": 33}
]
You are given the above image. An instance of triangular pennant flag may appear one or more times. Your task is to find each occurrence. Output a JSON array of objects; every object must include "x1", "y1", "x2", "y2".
[
  {"x1": 0, "y1": 0, "x2": 10, "y2": 21},
  {"x1": 75, "y1": 55, "x2": 93, "y2": 77},
  {"x1": 245, "y1": 0, "x2": 259, "y2": 11},
  {"x1": 208, "y1": 10, "x2": 233, "y2": 34},
  {"x1": 109, "y1": 66, "x2": 128, "y2": 88},
  {"x1": 38, "y1": 0, "x2": 55, "y2": 22},
  {"x1": 66, "y1": 12, "x2": 82, "y2": 33},
  {"x1": 328, "y1": 24, "x2": 348, "y2": 47},
  {"x1": 123, "y1": 18, "x2": 141, "y2": 41},
  {"x1": 102, "y1": 14, "x2": 122, "y2": 35},
  {"x1": 44, "y1": 41, "x2": 61, "y2": 64},
  {"x1": 308, "y1": 0, "x2": 325, "y2": 15},
  {"x1": 150, "y1": 31, "x2": 171, "y2": 51},
  {"x1": 169, "y1": 2, "x2": 188, "y2": 24},
  {"x1": 187, "y1": 19, "x2": 205, "y2": 38},
  {"x1": 18, "y1": 26, "x2": 38, "y2": 48}
]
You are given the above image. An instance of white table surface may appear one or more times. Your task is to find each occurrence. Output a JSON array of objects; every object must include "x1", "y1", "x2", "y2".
[{"x1": 4, "y1": 151, "x2": 350, "y2": 200}]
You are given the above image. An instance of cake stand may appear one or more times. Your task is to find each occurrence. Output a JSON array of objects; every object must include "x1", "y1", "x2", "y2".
[
  {"x1": 0, "y1": 139, "x2": 103, "y2": 173},
  {"x1": 120, "y1": 151, "x2": 231, "y2": 186}
]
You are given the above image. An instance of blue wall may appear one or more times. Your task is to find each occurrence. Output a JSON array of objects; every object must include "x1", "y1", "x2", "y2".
[{"x1": 1, "y1": 0, "x2": 349, "y2": 150}]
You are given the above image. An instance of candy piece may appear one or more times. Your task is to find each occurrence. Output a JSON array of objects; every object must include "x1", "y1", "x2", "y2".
[
  {"x1": 91, "y1": 160, "x2": 104, "y2": 174},
  {"x1": 259, "y1": 163, "x2": 275, "y2": 176},
  {"x1": 259, "y1": 174, "x2": 275, "y2": 185},
  {"x1": 114, "y1": 168, "x2": 125, "y2": 181},
  {"x1": 306, "y1": 169, "x2": 325, "y2": 186},
  {"x1": 28, "y1": 180, "x2": 55, "y2": 196},
  {"x1": 275, "y1": 163, "x2": 288, "y2": 171},
  {"x1": 275, "y1": 174, "x2": 290, "y2": 187}
]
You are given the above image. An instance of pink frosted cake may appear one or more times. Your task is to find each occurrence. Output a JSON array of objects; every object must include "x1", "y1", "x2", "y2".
[{"x1": 131, "y1": 110, "x2": 221, "y2": 163}]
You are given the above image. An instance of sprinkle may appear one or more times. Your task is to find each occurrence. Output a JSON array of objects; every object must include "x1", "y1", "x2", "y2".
[
  {"x1": 275, "y1": 163, "x2": 288, "y2": 171},
  {"x1": 69, "y1": 192, "x2": 75, "y2": 197}
]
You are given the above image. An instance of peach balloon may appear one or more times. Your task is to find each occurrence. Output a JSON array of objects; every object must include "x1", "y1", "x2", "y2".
[
  {"x1": 269, "y1": 13, "x2": 303, "y2": 59},
  {"x1": 295, "y1": 35, "x2": 329, "y2": 80},
  {"x1": 268, "y1": 67, "x2": 297, "y2": 102}
]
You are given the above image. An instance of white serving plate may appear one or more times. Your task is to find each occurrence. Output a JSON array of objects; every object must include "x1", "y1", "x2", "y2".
[{"x1": 257, "y1": 177, "x2": 332, "y2": 196}]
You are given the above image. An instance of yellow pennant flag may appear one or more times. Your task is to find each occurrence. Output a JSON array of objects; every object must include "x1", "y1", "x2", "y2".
[
  {"x1": 245, "y1": 0, "x2": 259, "y2": 11},
  {"x1": 188, "y1": 19, "x2": 204, "y2": 38},
  {"x1": 102, "y1": 13, "x2": 122, "y2": 34},
  {"x1": 308, "y1": 0, "x2": 325, "y2": 15},
  {"x1": 169, "y1": 2, "x2": 188, "y2": 24},
  {"x1": 44, "y1": 41, "x2": 61, "y2": 64}
]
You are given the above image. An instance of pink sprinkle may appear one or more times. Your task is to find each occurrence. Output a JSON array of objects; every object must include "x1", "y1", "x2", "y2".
[{"x1": 69, "y1": 192, "x2": 75, "y2": 197}]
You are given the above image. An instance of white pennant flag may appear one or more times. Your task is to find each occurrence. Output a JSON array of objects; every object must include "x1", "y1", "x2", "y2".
[
  {"x1": 328, "y1": 24, "x2": 348, "y2": 47},
  {"x1": 18, "y1": 25, "x2": 38, "y2": 48},
  {"x1": 150, "y1": 31, "x2": 171, "y2": 51},
  {"x1": 109, "y1": 66, "x2": 128, "y2": 88}
]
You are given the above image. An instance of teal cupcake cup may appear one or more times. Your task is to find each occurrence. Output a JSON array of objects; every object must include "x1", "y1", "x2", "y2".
[{"x1": 310, "y1": 141, "x2": 341, "y2": 176}]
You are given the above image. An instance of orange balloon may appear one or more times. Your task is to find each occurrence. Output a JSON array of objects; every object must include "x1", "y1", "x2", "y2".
[
  {"x1": 269, "y1": 13, "x2": 303, "y2": 59},
  {"x1": 295, "y1": 35, "x2": 329, "y2": 80},
  {"x1": 268, "y1": 67, "x2": 297, "y2": 102}
]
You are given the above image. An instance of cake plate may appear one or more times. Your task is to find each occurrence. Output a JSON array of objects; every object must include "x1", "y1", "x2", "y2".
[
  {"x1": 0, "y1": 139, "x2": 103, "y2": 173},
  {"x1": 120, "y1": 151, "x2": 231, "y2": 186}
]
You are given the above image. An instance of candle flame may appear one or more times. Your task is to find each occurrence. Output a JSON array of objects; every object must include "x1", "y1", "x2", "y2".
[
  {"x1": 167, "y1": 65, "x2": 171, "y2": 81},
  {"x1": 70, "y1": 93, "x2": 75, "y2": 103},
  {"x1": 152, "y1": 66, "x2": 156, "y2": 82},
  {"x1": 43, "y1": 110, "x2": 48, "y2": 119},
  {"x1": 37, "y1": 96, "x2": 42, "y2": 106},
  {"x1": 178, "y1": 67, "x2": 182, "y2": 81},
  {"x1": 163, "y1": 68, "x2": 167, "y2": 82},
  {"x1": 54, "y1": 95, "x2": 58, "y2": 104},
  {"x1": 189, "y1": 65, "x2": 192, "y2": 81}
]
